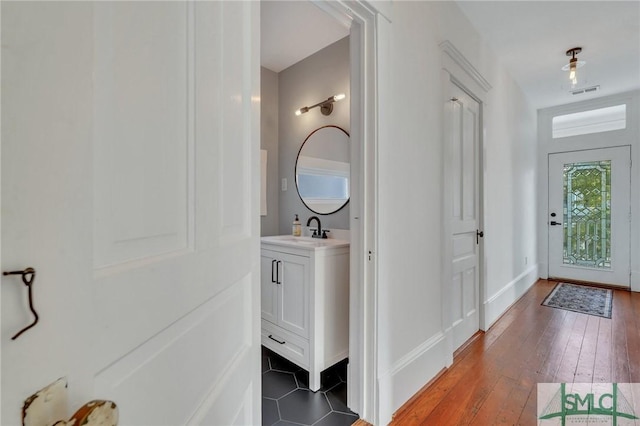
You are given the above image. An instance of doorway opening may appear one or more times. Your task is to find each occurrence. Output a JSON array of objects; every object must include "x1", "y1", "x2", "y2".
[{"x1": 261, "y1": 2, "x2": 369, "y2": 420}]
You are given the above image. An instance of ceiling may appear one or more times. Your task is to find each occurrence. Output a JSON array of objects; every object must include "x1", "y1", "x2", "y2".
[
  {"x1": 456, "y1": 1, "x2": 640, "y2": 109},
  {"x1": 260, "y1": 1, "x2": 349, "y2": 73},
  {"x1": 261, "y1": 1, "x2": 640, "y2": 110}
]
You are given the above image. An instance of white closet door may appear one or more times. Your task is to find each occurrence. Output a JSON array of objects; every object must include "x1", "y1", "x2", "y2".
[{"x1": 447, "y1": 82, "x2": 481, "y2": 350}]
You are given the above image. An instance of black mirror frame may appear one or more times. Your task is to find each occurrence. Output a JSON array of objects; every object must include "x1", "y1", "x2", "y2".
[{"x1": 294, "y1": 125, "x2": 350, "y2": 216}]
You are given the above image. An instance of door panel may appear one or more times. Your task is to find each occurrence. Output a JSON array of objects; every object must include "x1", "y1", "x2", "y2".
[
  {"x1": 1, "y1": 2, "x2": 260, "y2": 425},
  {"x1": 548, "y1": 147, "x2": 631, "y2": 286},
  {"x1": 93, "y1": 1, "x2": 190, "y2": 268},
  {"x1": 447, "y1": 82, "x2": 481, "y2": 350},
  {"x1": 278, "y1": 253, "x2": 310, "y2": 338},
  {"x1": 93, "y1": 277, "x2": 250, "y2": 425}
]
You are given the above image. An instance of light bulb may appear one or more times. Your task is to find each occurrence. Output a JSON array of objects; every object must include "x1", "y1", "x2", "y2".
[
  {"x1": 568, "y1": 58, "x2": 577, "y2": 82},
  {"x1": 295, "y1": 109, "x2": 302, "y2": 116},
  {"x1": 333, "y1": 93, "x2": 346, "y2": 101}
]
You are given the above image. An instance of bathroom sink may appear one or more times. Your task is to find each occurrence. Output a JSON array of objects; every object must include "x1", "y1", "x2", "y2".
[
  {"x1": 276, "y1": 236, "x2": 323, "y2": 245},
  {"x1": 261, "y1": 235, "x2": 349, "y2": 249}
]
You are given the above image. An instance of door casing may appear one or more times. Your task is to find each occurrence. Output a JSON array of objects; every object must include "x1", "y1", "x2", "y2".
[
  {"x1": 447, "y1": 80, "x2": 482, "y2": 350},
  {"x1": 288, "y1": 1, "x2": 380, "y2": 422},
  {"x1": 440, "y1": 42, "x2": 489, "y2": 360}
]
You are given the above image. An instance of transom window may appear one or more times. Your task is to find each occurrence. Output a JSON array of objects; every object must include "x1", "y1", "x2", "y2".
[{"x1": 552, "y1": 104, "x2": 626, "y2": 139}]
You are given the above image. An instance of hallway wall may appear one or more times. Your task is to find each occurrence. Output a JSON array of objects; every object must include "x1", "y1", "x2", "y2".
[{"x1": 375, "y1": 2, "x2": 538, "y2": 422}]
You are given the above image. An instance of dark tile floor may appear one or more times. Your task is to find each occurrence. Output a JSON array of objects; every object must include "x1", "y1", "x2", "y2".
[{"x1": 262, "y1": 346, "x2": 359, "y2": 426}]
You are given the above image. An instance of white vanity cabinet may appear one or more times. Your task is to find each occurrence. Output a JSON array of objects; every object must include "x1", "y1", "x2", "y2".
[
  {"x1": 261, "y1": 249, "x2": 309, "y2": 338},
  {"x1": 260, "y1": 236, "x2": 349, "y2": 391}
]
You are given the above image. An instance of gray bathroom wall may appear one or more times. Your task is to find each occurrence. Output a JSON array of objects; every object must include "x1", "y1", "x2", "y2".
[
  {"x1": 261, "y1": 67, "x2": 280, "y2": 236},
  {"x1": 278, "y1": 36, "x2": 350, "y2": 235}
]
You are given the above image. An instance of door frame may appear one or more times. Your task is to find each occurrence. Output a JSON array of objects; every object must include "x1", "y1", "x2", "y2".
[
  {"x1": 297, "y1": 1, "x2": 380, "y2": 422},
  {"x1": 440, "y1": 41, "x2": 490, "y2": 359},
  {"x1": 537, "y1": 91, "x2": 640, "y2": 292},
  {"x1": 446, "y1": 79, "x2": 483, "y2": 349}
]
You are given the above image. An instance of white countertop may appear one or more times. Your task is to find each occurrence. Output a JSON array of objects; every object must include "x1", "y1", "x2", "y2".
[{"x1": 261, "y1": 235, "x2": 350, "y2": 250}]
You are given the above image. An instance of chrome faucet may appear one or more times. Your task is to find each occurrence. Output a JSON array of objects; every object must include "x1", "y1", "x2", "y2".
[{"x1": 306, "y1": 216, "x2": 327, "y2": 239}]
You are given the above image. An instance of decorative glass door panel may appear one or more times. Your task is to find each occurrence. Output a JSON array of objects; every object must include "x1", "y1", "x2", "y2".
[
  {"x1": 563, "y1": 161, "x2": 611, "y2": 269},
  {"x1": 549, "y1": 147, "x2": 630, "y2": 287}
]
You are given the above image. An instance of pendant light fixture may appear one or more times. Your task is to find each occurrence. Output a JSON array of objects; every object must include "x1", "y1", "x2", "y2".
[{"x1": 562, "y1": 47, "x2": 585, "y2": 88}]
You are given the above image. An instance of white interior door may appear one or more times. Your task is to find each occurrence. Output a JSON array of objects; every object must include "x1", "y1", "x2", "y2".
[
  {"x1": 447, "y1": 82, "x2": 481, "y2": 350},
  {"x1": 548, "y1": 147, "x2": 631, "y2": 287},
  {"x1": 1, "y1": 2, "x2": 260, "y2": 425}
]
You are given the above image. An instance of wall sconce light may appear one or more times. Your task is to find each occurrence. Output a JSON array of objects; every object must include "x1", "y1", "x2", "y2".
[
  {"x1": 295, "y1": 93, "x2": 346, "y2": 116},
  {"x1": 562, "y1": 47, "x2": 585, "y2": 88}
]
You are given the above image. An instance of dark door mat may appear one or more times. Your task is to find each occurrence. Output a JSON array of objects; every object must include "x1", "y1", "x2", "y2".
[{"x1": 542, "y1": 282, "x2": 612, "y2": 318}]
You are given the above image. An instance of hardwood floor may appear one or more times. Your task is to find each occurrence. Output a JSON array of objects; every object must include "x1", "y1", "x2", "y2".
[{"x1": 390, "y1": 279, "x2": 640, "y2": 425}]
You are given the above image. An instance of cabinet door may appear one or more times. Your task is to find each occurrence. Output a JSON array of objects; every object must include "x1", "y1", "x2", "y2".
[
  {"x1": 260, "y1": 252, "x2": 278, "y2": 325},
  {"x1": 278, "y1": 252, "x2": 310, "y2": 338}
]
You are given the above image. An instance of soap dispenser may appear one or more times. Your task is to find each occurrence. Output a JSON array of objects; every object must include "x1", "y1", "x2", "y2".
[{"x1": 292, "y1": 214, "x2": 302, "y2": 237}]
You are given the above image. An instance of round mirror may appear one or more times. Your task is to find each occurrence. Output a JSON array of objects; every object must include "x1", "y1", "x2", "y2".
[{"x1": 295, "y1": 125, "x2": 350, "y2": 215}]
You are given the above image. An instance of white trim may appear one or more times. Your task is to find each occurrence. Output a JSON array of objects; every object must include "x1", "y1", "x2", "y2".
[
  {"x1": 439, "y1": 40, "x2": 492, "y2": 93},
  {"x1": 310, "y1": 0, "x2": 354, "y2": 29},
  {"x1": 312, "y1": 1, "x2": 379, "y2": 423},
  {"x1": 632, "y1": 270, "x2": 640, "y2": 291},
  {"x1": 383, "y1": 331, "x2": 446, "y2": 380},
  {"x1": 0, "y1": 1, "x2": 3, "y2": 422},
  {"x1": 377, "y1": 333, "x2": 448, "y2": 425},
  {"x1": 483, "y1": 264, "x2": 539, "y2": 329},
  {"x1": 440, "y1": 40, "x2": 489, "y2": 356},
  {"x1": 440, "y1": 68, "x2": 455, "y2": 358}
]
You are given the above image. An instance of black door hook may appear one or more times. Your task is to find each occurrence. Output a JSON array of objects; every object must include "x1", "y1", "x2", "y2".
[{"x1": 3, "y1": 267, "x2": 39, "y2": 340}]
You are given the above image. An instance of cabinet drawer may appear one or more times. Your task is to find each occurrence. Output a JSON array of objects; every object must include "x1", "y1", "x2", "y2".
[{"x1": 261, "y1": 320, "x2": 309, "y2": 369}]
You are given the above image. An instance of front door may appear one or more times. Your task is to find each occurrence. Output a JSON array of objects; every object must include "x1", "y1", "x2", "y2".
[
  {"x1": 2, "y1": 2, "x2": 259, "y2": 425},
  {"x1": 447, "y1": 82, "x2": 481, "y2": 350},
  {"x1": 548, "y1": 147, "x2": 631, "y2": 287}
]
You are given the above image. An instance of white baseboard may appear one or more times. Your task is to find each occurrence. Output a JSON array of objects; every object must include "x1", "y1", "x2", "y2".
[
  {"x1": 377, "y1": 332, "x2": 448, "y2": 425},
  {"x1": 375, "y1": 265, "x2": 540, "y2": 424},
  {"x1": 538, "y1": 261, "x2": 548, "y2": 279},
  {"x1": 632, "y1": 270, "x2": 640, "y2": 292},
  {"x1": 483, "y1": 264, "x2": 539, "y2": 329}
]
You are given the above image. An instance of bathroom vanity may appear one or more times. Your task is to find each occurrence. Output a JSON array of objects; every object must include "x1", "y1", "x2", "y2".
[{"x1": 260, "y1": 235, "x2": 349, "y2": 391}]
